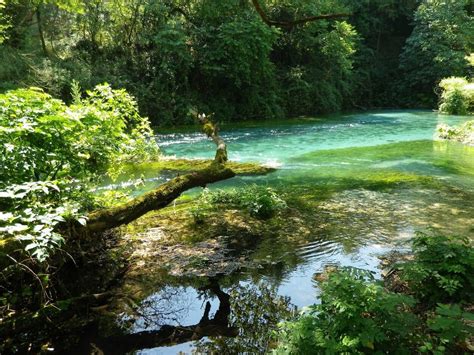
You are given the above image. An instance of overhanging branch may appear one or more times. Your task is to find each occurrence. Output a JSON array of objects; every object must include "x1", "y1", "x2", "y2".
[{"x1": 251, "y1": 0, "x2": 351, "y2": 29}]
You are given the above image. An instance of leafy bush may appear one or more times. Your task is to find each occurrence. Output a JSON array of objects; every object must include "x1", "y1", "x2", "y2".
[
  {"x1": 275, "y1": 267, "x2": 418, "y2": 354},
  {"x1": 438, "y1": 77, "x2": 474, "y2": 115},
  {"x1": 0, "y1": 182, "x2": 71, "y2": 262},
  {"x1": 421, "y1": 303, "x2": 474, "y2": 354},
  {"x1": 0, "y1": 84, "x2": 158, "y2": 263},
  {"x1": 198, "y1": 185, "x2": 287, "y2": 220},
  {"x1": 399, "y1": 233, "x2": 474, "y2": 305}
]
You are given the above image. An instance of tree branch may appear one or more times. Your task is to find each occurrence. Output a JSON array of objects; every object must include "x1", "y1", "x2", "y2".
[
  {"x1": 36, "y1": 6, "x2": 49, "y2": 57},
  {"x1": 197, "y1": 113, "x2": 228, "y2": 164},
  {"x1": 85, "y1": 165, "x2": 235, "y2": 233},
  {"x1": 83, "y1": 114, "x2": 234, "y2": 234},
  {"x1": 251, "y1": 0, "x2": 351, "y2": 29}
]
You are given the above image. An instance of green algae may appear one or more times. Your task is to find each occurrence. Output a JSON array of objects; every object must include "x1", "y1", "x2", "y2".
[
  {"x1": 295, "y1": 140, "x2": 474, "y2": 178},
  {"x1": 120, "y1": 158, "x2": 274, "y2": 177}
]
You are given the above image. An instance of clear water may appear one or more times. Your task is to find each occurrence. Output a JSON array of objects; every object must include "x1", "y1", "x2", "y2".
[
  {"x1": 157, "y1": 110, "x2": 468, "y2": 164},
  {"x1": 107, "y1": 111, "x2": 474, "y2": 354}
]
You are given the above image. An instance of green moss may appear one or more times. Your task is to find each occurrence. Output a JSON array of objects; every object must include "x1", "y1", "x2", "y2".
[
  {"x1": 227, "y1": 161, "x2": 276, "y2": 175},
  {"x1": 117, "y1": 158, "x2": 274, "y2": 179}
]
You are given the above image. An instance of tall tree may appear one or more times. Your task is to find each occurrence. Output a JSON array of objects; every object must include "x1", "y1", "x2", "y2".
[{"x1": 399, "y1": 0, "x2": 474, "y2": 106}]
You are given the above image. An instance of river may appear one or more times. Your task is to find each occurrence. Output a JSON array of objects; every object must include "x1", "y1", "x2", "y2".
[{"x1": 96, "y1": 110, "x2": 474, "y2": 354}]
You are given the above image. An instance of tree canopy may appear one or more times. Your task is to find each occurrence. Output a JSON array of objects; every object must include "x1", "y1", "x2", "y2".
[{"x1": 2, "y1": 0, "x2": 471, "y2": 124}]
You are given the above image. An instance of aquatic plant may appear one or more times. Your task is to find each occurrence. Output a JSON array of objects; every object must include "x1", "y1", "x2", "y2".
[
  {"x1": 194, "y1": 185, "x2": 287, "y2": 220},
  {"x1": 436, "y1": 120, "x2": 474, "y2": 146}
]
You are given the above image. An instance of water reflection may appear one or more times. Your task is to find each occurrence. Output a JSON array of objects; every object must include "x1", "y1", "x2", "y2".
[
  {"x1": 80, "y1": 281, "x2": 237, "y2": 354},
  {"x1": 194, "y1": 283, "x2": 295, "y2": 354},
  {"x1": 77, "y1": 280, "x2": 295, "y2": 354}
]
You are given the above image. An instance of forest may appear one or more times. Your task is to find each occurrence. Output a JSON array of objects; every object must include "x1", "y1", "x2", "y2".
[{"x1": 0, "y1": 0, "x2": 473, "y2": 354}]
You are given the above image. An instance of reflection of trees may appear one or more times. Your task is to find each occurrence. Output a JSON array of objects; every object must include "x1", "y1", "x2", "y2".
[
  {"x1": 195, "y1": 282, "x2": 296, "y2": 354},
  {"x1": 79, "y1": 281, "x2": 295, "y2": 354},
  {"x1": 88, "y1": 282, "x2": 238, "y2": 354},
  {"x1": 122, "y1": 286, "x2": 193, "y2": 331}
]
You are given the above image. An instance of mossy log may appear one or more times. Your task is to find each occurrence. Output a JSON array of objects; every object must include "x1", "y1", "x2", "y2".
[
  {"x1": 86, "y1": 164, "x2": 235, "y2": 233},
  {"x1": 84, "y1": 114, "x2": 236, "y2": 234}
]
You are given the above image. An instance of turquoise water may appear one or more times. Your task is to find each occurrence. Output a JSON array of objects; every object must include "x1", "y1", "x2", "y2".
[
  {"x1": 108, "y1": 111, "x2": 474, "y2": 354},
  {"x1": 157, "y1": 110, "x2": 469, "y2": 164}
]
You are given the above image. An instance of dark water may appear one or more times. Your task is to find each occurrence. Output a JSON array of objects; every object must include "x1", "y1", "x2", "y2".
[{"x1": 98, "y1": 111, "x2": 474, "y2": 354}]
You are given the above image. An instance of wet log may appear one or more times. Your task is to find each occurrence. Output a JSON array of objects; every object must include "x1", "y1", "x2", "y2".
[{"x1": 83, "y1": 114, "x2": 234, "y2": 234}]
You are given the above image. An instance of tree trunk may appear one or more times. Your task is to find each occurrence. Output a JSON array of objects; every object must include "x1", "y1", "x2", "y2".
[
  {"x1": 36, "y1": 6, "x2": 48, "y2": 57},
  {"x1": 86, "y1": 164, "x2": 235, "y2": 234},
  {"x1": 82, "y1": 115, "x2": 234, "y2": 235}
]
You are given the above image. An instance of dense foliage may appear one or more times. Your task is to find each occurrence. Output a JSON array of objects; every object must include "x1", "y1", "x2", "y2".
[
  {"x1": 2, "y1": 0, "x2": 472, "y2": 124},
  {"x1": 276, "y1": 268, "x2": 418, "y2": 353},
  {"x1": 437, "y1": 54, "x2": 474, "y2": 115},
  {"x1": 275, "y1": 233, "x2": 474, "y2": 354},
  {"x1": 0, "y1": 85, "x2": 157, "y2": 309},
  {"x1": 399, "y1": 0, "x2": 474, "y2": 107},
  {"x1": 400, "y1": 234, "x2": 474, "y2": 305},
  {"x1": 438, "y1": 77, "x2": 474, "y2": 115}
]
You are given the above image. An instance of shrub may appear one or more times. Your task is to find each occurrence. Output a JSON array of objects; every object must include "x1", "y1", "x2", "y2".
[
  {"x1": 399, "y1": 233, "x2": 474, "y2": 305},
  {"x1": 275, "y1": 267, "x2": 418, "y2": 354},
  {"x1": 200, "y1": 185, "x2": 286, "y2": 219},
  {"x1": 0, "y1": 84, "x2": 158, "y2": 263},
  {"x1": 421, "y1": 303, "x2": 474, "y2": 354},
  {"x1": 438, "y1": 77, "x2": 474, "y2": 115},
  {"x1": 275, "y1": 234, "x2": 474, "y2": 354}
]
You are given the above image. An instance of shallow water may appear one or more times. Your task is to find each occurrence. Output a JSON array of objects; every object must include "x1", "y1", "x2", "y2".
[{"x1": 103, "y1": 111, "x2": 474, "y2": 354}]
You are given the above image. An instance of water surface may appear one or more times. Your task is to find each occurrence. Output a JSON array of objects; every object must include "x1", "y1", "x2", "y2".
[{"x1": 108, "y1": 111, "x2": 474, "y2": 354}]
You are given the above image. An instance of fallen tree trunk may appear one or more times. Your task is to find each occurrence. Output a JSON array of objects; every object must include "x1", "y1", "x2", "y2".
[
  {"x1": 84, "y1": 114, "x2": 235, "y2": 234},
  {"x1": 86, "y1": 164, "x2": 235, "y2": 233}
]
